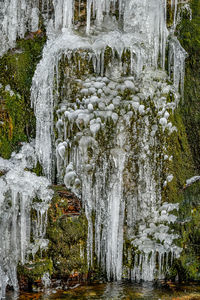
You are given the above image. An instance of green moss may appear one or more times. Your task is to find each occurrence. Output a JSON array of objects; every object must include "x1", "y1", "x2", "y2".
[
  {"x1": 0, "y1": 35, "x2": 46, "y2": 95},
  {"x1": 0, "y1": 34, "x2": 46, "y2": 159},
  {"x1": 31, "y1": 161, "x2": 44, "y2": 177},
  {"x1": 163, "y1": 109, "x2": 195, "y2": 204},
  {"x1": 158, "y1": 0, "x2": 200, "y2": 282},
  {"x1": 104, "y1": 46, "x2": 113, "y2": 71},
  {"x1": 166, "y1": 182, "x2": 200, "y2": 281},
  {"x1": 0, "y1": 91, "x2": 28, "y2": 158},
  {"x1": 46, "y1": 186, "x2": 88, "y2": 279},
  {"x1": 167, "y1": 259, "x2": 190, "y2": 282},
  {"x1": 177, "y1": 0, "x2": 200, "y2": 171},
  {"x1": 18, "y1": 258, "x2": 53, "y2": 282},
  {"x1": 177, "y1": 0, "x2": 200, "y2": 57},
  {"x1": 164, "y1": 2, "x2": 200, "y2": 281},
  {"x1": 18, "y1": 186, "x2": 88, "y2": 285}
]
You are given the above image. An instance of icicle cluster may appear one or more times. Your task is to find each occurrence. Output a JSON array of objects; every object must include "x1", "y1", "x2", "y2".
[
  {"x1": 0, "y1": 0, "x2": 40, "y2": 56},
  {"x1": 130, "y1": 202, "x2": 181, "y2": 281},
  {"x1": 30, "y1": 0, "x2": 188, "y2": 282},
  {"x1": 0, "y1": 143, "x2": 53, "y2": 298},
  {"x1": 31, "y1": 0, "x2": 178, "y2": 180},
  {"x1": 0, "y1": 0, "x2": 54, "y2": 56}
]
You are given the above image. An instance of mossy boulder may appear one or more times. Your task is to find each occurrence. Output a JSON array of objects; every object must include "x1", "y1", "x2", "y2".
[
  {"x1": 18, "y1": 258, "x2": 53, "y2": 290},
  {"x1": 46, "y1": 186, "x2": 88, "y2": 280}
]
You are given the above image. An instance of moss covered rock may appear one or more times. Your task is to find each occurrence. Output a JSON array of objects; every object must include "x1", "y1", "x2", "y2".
[
  {"x1": 18, "y1": 258, "x2": 53, "y2": 290},
  {"x1": 0, "y1": 33, "x2": 46, "y2": 158},
  {"x1": 178, "y1": 0, "x2": 200, "y2": 171},
  {"x1": 46, "y1": 186, "x2": 88, "y2": 280},
  {"x1": 162, "y1": 0, "x2": 200, "y2": 281},
  {"x1": 167, "y1": 181, "x2": 200, "y2": 281},
  {"x1": 17, "y1": 186, "x2": 89, "y2": 290}
]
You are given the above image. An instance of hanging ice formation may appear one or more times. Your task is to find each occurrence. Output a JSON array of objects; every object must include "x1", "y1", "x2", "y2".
[
  {"x1": 0, "y1": 0, "x2": 189, "y2": 295},
  {"x1": 0, "y1": 142, "x2": 53, "y2": 298},
  {"x1": 0, "y1": 0, "x2": 52, "y2": 56},
  {"x1": 31, "y1": 0, "x2": 187, "y2": 281}
]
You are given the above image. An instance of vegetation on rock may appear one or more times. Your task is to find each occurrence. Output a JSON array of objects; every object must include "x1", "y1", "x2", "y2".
[{"x1": 0, "y1": 34, "x2": 46, "y2": 158}]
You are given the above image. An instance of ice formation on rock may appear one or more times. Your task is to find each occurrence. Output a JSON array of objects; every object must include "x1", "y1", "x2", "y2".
[
  {"x1": 31, "y1": 0, "x2": 186, "y2": 180},
  {"x1": 30, "y1": 0, "x2": 187, "y2": 282},
  {"x1": 169, "y1": 36, "x2": 187, "y2": 96},
  {"x1": 56, "y1": 69, "x2": 182, "y2": 281},
  {"x1": 186, "y1": 176, "x2": 200, "y2": 187},
  {"x1": 0, "y1": 143, "x2": 53, "y2": 298}
]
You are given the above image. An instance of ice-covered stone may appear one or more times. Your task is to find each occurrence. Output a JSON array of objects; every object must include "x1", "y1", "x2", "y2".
[
  {"x1": 88, "y1": 103, "x2": 94, "y2": 112},
  {"x1": 159, "y1": 117, "x2": 167, "y2": 126},
  {"x1": 138, "y1": 105, "x2": 145, "y2": 114},
  {"x1": 186, "y1": 176, "x2": 200, "y2": 187},
  {"x1": 90, "y1": 123, "x2": 101, "y2": 135},
  {"x1": 124, "y1": 80, "x2": 135, "y2": 90}
]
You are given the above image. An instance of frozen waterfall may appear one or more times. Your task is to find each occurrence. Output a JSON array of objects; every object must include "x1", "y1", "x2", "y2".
[
  {"x1": 31, "y1": 0, "x2": 184, "y2": 281},
  {"x1": 0, "y1": 0, "x2": 189, "y2": 297}
]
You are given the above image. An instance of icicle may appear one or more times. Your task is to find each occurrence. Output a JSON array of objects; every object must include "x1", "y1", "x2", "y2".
[
  {"x1": 169, "y1": 36, "x2": 187, "y2": 98},
  {"x1": 79, "y1": 0, "x2": 81, "y2": 17},
  {"x1": 20, "y1": 194, "x2": 27, "y2": 264},
  {"x1": 54, "y1": 0, "x2": 64, "y2": 31},
  {"x1": 173, "y1": 0, "x2": 178, "y2": 29},
  {"x1": 86, "y1": 0, "x2": 92, "y2": 34},
  {"x1": 101, "y1": 50, "x2": 105, "y2": 77},
  {"x1": 63, "y1": 0, "x2": 74, "y2": 29}
]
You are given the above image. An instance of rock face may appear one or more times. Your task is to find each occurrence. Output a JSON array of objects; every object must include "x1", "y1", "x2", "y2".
[{"x1": 0, "y1": 0, "x2": 200, "y2": 297}]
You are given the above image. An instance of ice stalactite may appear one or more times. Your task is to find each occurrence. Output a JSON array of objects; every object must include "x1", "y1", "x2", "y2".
[
  {"x1": 0, "y1": 0, "x2": 55, "y2": 56},
  {"x1": 123, "y1": 0, "x2": 168, "y2": 69},
  {"x1": 0, "y1": 143, "x2": 53, "y2": 298},
  {"x1": 54, "y1": 0, "x2": 74, "y2": 30},
  {"x1": 130, "y1": 203, "x2": 181, "y2": 281},
  {"x1": 169, "y1": 36, "x2": 187, "y2": 97},
  {"x1": 31, "y1": 33, "x2": 91, "y2": 180},
  {"x1": 171, "y1": 0, "x2": 178, "y2": 28},
  {"x1": 85, "y1": 0, "x2": 124, "y2": 34}
]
